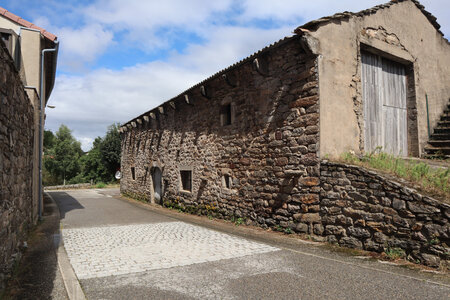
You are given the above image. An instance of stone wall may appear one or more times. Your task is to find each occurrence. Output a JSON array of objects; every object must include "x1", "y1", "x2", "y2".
[
  {"x1": 121, "y1": 29, "x2": 448, "y2": 268},
  {"x1": 121, "y1": 36, "x2": 322, "y2": 228},
  {"x1": 320, "y1": 161, "x2": 449, "y2": 267},
  {"x1": 0, "y1": 42, "x2": 35, "y2": 288}
]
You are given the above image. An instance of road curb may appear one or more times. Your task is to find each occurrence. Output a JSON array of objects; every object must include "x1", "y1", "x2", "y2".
[{"x1": 45, "y1": 192, "x2": 86, "y2": 300}]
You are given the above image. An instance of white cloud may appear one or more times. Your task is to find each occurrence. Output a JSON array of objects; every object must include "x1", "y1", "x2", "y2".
[
  {"x1": 56, "y1": 24, "x2": 114, "y2": 70},
  {"x1": 84, "y1": 0, "x2": 232, "y2": 30},
  {"x1": 45, "y1": 25, "x2": 293, "y2": 151},
  {"x1": 43, "y1": 0, "x2": 450, "y2": 152},
  {"x1": 238, "y1": 0, "x2": 381, "y2": 23},
  {"x1": 78, "y1": 137, "x2": 94, "y2": 152}
]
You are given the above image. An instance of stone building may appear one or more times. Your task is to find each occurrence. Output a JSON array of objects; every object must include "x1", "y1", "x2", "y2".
[
  {"x1": 0, "y1": 8, "x2": 58, "y2": 289},
  {"x1": 120, "y1": 0, "x2": 449, "y2": 266},
  {"x1": 0, "y1": 6, "x2": 59, "y2": 221}
]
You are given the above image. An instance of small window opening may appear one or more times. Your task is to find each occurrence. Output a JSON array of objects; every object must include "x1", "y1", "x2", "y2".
[
  {"x1": 131, "y1": 167, "x2": 136, "y2": 180},
  {"x1": 1, "y1": 33, "x2": 11, "y2": 53},
  {"x1": 221, "y1": 104, "x2": 232, "y2": 126},
  {"x1": 180, "y1": 170, "x2": 192, "y2": 192},
  {"x1": 136, "y1": 139, "x2": 141, "y2": 152},
  {"x1": 224, "y1": 174, "x2": 232, "y2": 189}
]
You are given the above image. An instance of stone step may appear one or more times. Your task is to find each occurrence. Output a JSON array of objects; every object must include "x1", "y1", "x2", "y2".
[
  {"x1": 427, "y1": 140, "x2": 450, "y2": 147},
  {"x1": 433, "y1": 127, "x2": 450, "y2": 134},
  {"x1": 424, "y1": 146, "x2": 450, "y2": 155},
  {"x1": 438, "y1": 120, "x2": 450, "y2": 127},
  {"x1": 430, "y1": 133, "x2": 450, "y2": 140},
  {"x1": 423, "y1": 153, "x2": 450, "y2": 160}
]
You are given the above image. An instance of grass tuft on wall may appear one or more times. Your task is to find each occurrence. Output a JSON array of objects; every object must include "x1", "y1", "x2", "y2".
[{"x1": 339, "y1": 151, "x2": 450, "y2": 203}]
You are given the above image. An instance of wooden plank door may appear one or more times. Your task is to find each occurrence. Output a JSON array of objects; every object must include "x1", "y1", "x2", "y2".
[{"x1": 362, "y1": 52, "x2": 407, "y2": 156}]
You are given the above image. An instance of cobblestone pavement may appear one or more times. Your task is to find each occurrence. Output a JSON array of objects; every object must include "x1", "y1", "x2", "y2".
[{"x1": 63, "y1": 222, "x2": 279, "y2": 279}]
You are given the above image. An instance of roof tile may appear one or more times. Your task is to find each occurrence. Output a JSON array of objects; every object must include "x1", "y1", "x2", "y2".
[{"x1": 0, "y1": 6, "x2": 57, "y2": 41}]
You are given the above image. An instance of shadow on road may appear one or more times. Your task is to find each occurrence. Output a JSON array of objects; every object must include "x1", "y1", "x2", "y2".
[
  {"x1": 2, "y1": 194, "x2": 66, "y2": 299},
  {"x1": 50, "y1": 192, "x2": 84, "y2": 219}
]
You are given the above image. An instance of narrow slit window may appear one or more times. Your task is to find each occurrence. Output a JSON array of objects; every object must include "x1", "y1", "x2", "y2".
[
  {"x1": 224, "y1": 174, "x2": 232, "y2": 189},
  {"x1": 221, "y1": 104, "x2": 232, "y2": 126},
  {"x1": 180, "y1": 170, "x2": 192, "y2": 192},
  {"x1": 131, "y1": 167, "x2": 136, "y2": 180}
]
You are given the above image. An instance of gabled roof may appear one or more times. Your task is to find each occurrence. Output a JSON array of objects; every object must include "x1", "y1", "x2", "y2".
[
  {"x1": 122, "y1": 0, "x2": 448, "y2": 128},
  {"x1": 295, "y1": 0, "x2": 446, "y2": 39},
  {"x1": 0, "y1": 6, "x2": 57, "y2": 41}
]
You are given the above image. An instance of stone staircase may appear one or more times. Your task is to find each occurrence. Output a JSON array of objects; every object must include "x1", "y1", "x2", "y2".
[{"x1": 424, "y1": 99, "x2": 450, "y2": 159}]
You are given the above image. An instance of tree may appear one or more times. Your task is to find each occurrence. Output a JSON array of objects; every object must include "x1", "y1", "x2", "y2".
[
  {"x1": 43, "y1": 130, "x2": 55, "y2": 151},
  {"x1": 78, "y1": 137, "x2": 108, "y2": 183},
  {"x1": 44, "y1": 125, "x2": 83, "y2": 185},
  {"x1": 99, "y1": 123, "x2": 121, "y2": 181}
]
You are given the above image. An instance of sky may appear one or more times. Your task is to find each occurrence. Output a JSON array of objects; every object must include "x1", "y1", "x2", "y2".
[{"x1": 1, "y1": 0, "x2": 449, "y2": 151}]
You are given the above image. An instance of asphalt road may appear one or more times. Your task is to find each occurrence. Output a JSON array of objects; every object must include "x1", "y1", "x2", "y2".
[{"x1": 50, "y1": 188, "x2": 450, "y2": 300}]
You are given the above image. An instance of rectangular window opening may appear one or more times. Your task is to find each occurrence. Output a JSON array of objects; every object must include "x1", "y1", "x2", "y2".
[
  {"x1": 221, "y1": 104, "x2": 232, "y2": 126},
  {"x1": 131, "y1": 167, "x2": 136, "y2": 180},
  {"x1": 1, "y1": 32, "x2": 12, "y2": 53},
  {"x1": 180, "y1": 170, "x2": 192, "y2": 192},
  {"x1": 224, "y1": 174, "x2": 232, "y2": 189}
]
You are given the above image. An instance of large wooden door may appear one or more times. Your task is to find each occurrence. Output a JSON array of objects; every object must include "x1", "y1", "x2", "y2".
[{"x1": 362, "y1": 52, "x2": 407, "y2": 156}]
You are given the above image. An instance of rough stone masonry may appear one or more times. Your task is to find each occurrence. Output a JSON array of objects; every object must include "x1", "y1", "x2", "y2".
[
  {"x1": 121, "y1": 35, "x2": 321, "y2": 235},
  {"x1": 121, "y1": 34, "x2": 449, "y2": 267},
  {"x1": 0, "y1": 40, "x2": 35, "y2": 289}
]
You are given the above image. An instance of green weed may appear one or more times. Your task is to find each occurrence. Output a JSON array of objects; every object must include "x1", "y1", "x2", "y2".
[
  {"x1": 384, "y1": 247, "x2": 406, "y2": 260},
  {"x1": 234, "y1": 217, "x2": 244, "y2": 226}
]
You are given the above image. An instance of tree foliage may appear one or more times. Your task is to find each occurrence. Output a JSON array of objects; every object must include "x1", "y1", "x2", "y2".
[
  {"x1": 43, "y1": 123, "x2": 121, "y2": 186},
  {"x1": 99, "y1": 123, "x2": 121, "y2": 179},
  {"x1": 44, "y1": 125, "x2": 83, "y2": 185}
]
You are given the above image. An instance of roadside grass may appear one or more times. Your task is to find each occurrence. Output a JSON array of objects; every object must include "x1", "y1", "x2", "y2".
[
  {"x1": 92, "y1": 182, "x2": 119, "y2": 189},
  {"x1": 339, "y1": 150, "x2": 450, "y2": 203}
]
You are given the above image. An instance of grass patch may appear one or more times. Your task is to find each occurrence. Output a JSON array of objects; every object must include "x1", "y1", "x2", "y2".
[
  {"x1": 384, "y1": 247, "x2": 406, "y2": 260},
  {"x1": 95, "y1": 182, "x2": 106, "y2": 188},
  {"x1": 92, "y1": 182, "x2": 119, "y2": 189},
  {"x1": 339, "y1": 151, "x2": 450, "y2": 203},
  {"x1": 231, "y1": 217, "x2": 244, "y2": 226}
]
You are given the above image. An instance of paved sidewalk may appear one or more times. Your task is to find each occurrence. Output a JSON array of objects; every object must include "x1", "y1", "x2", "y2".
[
  {"x1": 48, "y1": 188, "x2": 450, "y2": 300},
  {"x1": 2, "y1": 194, "x2": 68, "y2": 300}
]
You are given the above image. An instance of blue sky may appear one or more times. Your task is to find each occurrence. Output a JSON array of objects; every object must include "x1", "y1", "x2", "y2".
[{"x1": 1, "y1": 0, "x2": 449, "y2": 150}]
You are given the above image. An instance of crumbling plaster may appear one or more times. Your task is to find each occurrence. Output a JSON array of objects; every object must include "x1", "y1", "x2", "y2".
[{"x1": 304, "y1": 0, "x2": 450, "y2": 158}]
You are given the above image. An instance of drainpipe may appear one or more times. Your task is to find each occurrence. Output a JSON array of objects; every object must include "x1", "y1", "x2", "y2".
[
  {"x1": 38, "y1": 41, "x2": 59, "y2": 219},
  {"x1": 426, "y1": 94, "x2": 431, "y2": 139}
]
